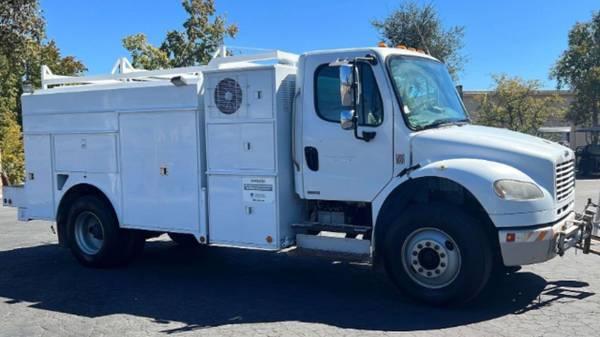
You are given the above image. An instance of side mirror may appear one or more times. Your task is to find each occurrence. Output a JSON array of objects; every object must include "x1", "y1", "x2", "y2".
[
  {"x1": 340, "y1": 110, "x2": 355, "y2": 130},
  {"x1": 339, "y1": 64, "x2": 355, "y2": 107}
]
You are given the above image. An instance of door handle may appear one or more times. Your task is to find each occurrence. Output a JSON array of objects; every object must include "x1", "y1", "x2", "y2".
[{"x1": 304, "y1": 146, "x2": 319, "y2": 171}]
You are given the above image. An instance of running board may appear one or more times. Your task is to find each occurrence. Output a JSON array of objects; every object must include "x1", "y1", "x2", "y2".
[{"x1": 296, "y1": 234, "x2": 370, "y2": 255}]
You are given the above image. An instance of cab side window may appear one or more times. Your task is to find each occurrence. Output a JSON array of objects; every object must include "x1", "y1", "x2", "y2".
[{"x1": 315, "y1": 63, "x2": 383, "y2": 126}]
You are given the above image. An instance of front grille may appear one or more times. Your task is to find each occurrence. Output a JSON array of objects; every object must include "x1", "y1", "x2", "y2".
[{"x1": 555, "y1": 159, "x2": 575, "y2": 201}]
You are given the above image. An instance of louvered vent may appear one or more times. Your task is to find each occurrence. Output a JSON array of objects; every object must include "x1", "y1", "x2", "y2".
[
  {"x1": 555, "y1": 159, "x2": 575, "y2": 202},
  {"x1": 214, "y1": 78, "x2": 243, "y2": 114}
]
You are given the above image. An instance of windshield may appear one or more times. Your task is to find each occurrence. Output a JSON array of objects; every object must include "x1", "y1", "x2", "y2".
[{"x1": 388, "y1": 56, "x2": 469, "y2": 130}]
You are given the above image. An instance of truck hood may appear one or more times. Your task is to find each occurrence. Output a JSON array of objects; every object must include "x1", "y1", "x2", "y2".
[{"x1": 411, "y1": 124, "x2": 574, "y2": 195}]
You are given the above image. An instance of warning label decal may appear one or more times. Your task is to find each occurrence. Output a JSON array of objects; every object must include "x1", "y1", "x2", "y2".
[{"x1": 242, "y1": 177, "x2": 275, "y2": 203}]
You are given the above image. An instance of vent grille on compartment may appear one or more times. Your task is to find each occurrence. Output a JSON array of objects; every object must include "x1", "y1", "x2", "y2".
[{"x1": 214, "y1": 78, "x2": 243, "y2": 114}]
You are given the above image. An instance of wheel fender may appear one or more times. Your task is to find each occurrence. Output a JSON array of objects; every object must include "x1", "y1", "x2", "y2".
[{"x1": 373, "y1": 158, "x2": 554, "y2": 225}]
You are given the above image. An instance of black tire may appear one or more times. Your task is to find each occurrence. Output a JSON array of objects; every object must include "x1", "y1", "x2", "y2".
[
  {"x1": 67, "y1": 195, "x2": 144, "y2": 268},
  {"x1": 168, "y1": 233, "x2": 201, "y2": 248},
  {"x1": 383, "y1": 203, "x2": 493, "y2": 306}
]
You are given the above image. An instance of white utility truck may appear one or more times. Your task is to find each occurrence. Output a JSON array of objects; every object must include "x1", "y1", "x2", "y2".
[{"x1": 2, "y1": 46, "x2": 599, "y2": 305}]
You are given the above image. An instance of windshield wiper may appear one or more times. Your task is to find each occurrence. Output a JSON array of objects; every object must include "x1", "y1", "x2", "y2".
[{"x1": 419, "y1": 118, "x2": 469, "y2": 130}]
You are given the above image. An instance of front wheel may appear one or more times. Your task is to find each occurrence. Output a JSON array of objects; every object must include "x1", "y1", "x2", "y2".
[{"x1": 384, "y1": 203, "x2": 493, "y2": 305}]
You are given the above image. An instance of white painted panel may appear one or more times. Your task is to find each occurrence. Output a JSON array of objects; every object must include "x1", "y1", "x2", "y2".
[
  {"x1": 23, "y1": 135, "x2": 54, "y2": 219},
  {"x1": 206, "y1": 124, "x2": 241, "y2": 170},
  {"x1": 120, "y1": 111, "x2": 200, "y2": 232},
  {"x1": 54, "y1": 134, "x2": 117, "y2": 173},
  {"x1": 247, "y1": 70, "x2": 273, "y2": 119},
  {"x1": 208, "y1": 175, "x2": 278, "y2": 249},
  {"x1": 23, "y1": 112, "x2": 118, "y2": 133},
  {"x1": 21, "y1": 82, "x2": 199, "y2": 115},
  {"x1": 241, "y1": 123, "x2": 275, "y2": 170}
]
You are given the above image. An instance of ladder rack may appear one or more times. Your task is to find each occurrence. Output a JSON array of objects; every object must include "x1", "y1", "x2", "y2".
[{"x1": 40, "y1": 46, "x2": 299, "y2": 90}]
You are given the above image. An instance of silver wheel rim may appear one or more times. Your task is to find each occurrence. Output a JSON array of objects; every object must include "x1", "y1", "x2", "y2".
[
  {"x1": 401, "y1": 227, "x2": 461, "y2": 289},
  {"x1": 74, "y1": 211, "x2": 105, "y2": 255}
]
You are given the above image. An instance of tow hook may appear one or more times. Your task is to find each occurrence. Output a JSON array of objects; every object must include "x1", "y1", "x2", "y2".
[{"x1": 558, "y1": 198, "x2": 600, "y2": 256}]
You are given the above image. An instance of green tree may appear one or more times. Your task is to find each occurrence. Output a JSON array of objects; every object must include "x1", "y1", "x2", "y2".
[
  {"x1": 122, "y1": 0, "x2": 238, "y2": 70},
  {"x1": 0, "y1": 0, "x2": 85, "y2": 183},
  {"x1": 551, "y1": 11, "x2": 600, "y2": 134},
  {"x1": 476, "y1": 75, "x2": 566, "y2": 135},
  {"x1": 372, "y1": 1, "x2": 465, "y2": 80}
]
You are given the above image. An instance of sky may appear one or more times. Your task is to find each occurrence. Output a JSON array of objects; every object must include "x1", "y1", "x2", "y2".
[{"x1": 40, "y1": 0, "x2": 598, "y2": 90}]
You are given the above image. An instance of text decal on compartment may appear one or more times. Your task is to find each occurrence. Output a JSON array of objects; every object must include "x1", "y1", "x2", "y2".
[{"x1": 242, "y1": 177, "x2": 275, "y2": 203}]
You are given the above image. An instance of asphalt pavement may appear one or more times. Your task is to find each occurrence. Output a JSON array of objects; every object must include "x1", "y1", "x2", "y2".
[{"x1": 0, "y1": 180, "x2": 598, "y2": 337}]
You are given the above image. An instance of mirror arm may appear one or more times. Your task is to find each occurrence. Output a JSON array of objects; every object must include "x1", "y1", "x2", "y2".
[{"x1": 350, "y1": 60, "x2": 376, "y2": 142}]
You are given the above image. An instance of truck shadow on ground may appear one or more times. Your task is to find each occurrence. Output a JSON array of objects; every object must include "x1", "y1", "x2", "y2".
[{"x1": 0, "y1": 241, "x2": 594, "y2": 333}]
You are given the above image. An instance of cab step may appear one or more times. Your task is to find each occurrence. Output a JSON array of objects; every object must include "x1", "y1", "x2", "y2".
[
  {"x1": 292, "y1": 222, "x2": 371, "y2": 235},
  {"x1": 295, "y1": 233, "x2": 371, "y2": 256}
]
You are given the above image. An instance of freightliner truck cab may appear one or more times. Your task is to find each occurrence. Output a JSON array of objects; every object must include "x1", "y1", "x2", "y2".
[
  {"x1": 293, "y1": 47, "x2": 597, "y2": 303},
  {"x1": 2, "y1": 45, "x2": 598, "y2": 305}
]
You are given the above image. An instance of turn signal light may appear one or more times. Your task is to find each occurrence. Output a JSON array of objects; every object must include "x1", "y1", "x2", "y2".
[
  {"x1": 378, "y1": 42, "x2": 388, "y2": 48},
  {"x1": 396, "y1": 45, "x2": 407, "y2": 49},
  {"x1": 506, "y1": 233, "x2": 516, "y2": 242}
]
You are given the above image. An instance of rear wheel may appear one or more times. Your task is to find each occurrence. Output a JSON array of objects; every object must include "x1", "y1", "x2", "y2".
[
  {"x1": 67, "y1": 195, "x2": 144, "y2": 267},
  {"x1": 384, "y1": 203, "x2": 493, "y2": 305}
]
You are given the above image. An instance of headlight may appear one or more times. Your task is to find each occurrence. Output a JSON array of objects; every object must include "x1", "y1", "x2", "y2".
[{"x1": 493, "y1": 180, "x2": 544, "y2": 201}]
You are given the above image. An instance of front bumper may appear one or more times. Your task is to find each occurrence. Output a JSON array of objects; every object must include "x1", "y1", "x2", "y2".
[
  {"x1": 498, "y1": 197, "x2": 600, "y2": 266},
  {"x1": 498, "y1": 212, "x2": 576, "y2": 266}
]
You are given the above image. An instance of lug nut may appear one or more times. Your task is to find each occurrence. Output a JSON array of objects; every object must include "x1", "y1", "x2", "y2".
[
  {"x1": 440, "y1": 253, "x2": 446, "y2": 258},
  {"x1": 412, "y1": 251, "x2": 418, "y2": 256},
  {"x1": 413, "y1": 260, "x2": 418, "y2": 265},
  {"x1": 427, "y1": 271, "x2": 432, "y2": 276},
  {"x1": 434, "y1": 245, "x2": 440, "y2": 250},
  {"x1": 440, "y1": 263, "x2": 446, "y2": 268},
  {"x1": 435, "y1": 269, "x2": 441, "y2": 274},
  {"x1": 417, "y1": 244, "x2": 423, "y2": 249},
  {"x1": 425, "y1": 242, "x2": 431, "y2": 247},
  {"x1": 418, "y1": 268, "x2": 423, "y2": 273}
]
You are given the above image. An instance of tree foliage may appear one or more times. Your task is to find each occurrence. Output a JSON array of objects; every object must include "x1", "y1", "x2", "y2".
[
  {"x1": 0, "y1": 0, "x2": 85, "y2": 183},
  {"x1": 372, "y1": 1, "x2": 465, "y2": 80},
  {"x1": 551, "y1": 11, "x2": 600, "y2": 130},
  {"x1": 476, "y1": 75, "x2": 566, "y2": 135},
  {"x1": 122, "y1": 0, "x2": 238, "y2": 70}
]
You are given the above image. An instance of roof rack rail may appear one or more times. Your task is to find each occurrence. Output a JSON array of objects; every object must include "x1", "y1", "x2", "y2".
[{"x1": 40, "y1": 46, "x2": 299, "y2": 90}]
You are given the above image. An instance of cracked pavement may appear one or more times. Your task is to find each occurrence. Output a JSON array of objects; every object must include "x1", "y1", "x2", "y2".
[{"x1": 0, "y1": 179, "x2": 599, "y2": 337}]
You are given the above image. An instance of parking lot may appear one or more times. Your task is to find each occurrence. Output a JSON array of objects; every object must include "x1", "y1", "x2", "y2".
[{"x1": 0, "y1": 180, "x2": 598, "y2": 337}]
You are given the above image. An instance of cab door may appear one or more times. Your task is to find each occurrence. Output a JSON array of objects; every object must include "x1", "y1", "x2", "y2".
[{"x1": 301, "y1": 52, "x2": 394, "y2": 202}]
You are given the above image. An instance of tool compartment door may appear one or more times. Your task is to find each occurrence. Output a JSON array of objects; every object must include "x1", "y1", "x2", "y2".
[
  {"x1": 208, "y1": 175, "x2": 278, "y2": 249},
  {"x1": 119, "y1": 110, "x2": 201, "y2": 232},
  {"x1": 206, "y1": 123, "x2": 275, "y2": 172},
  {"x1": 23, "y1": 135, "x2": 54, "y2": 219}
]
